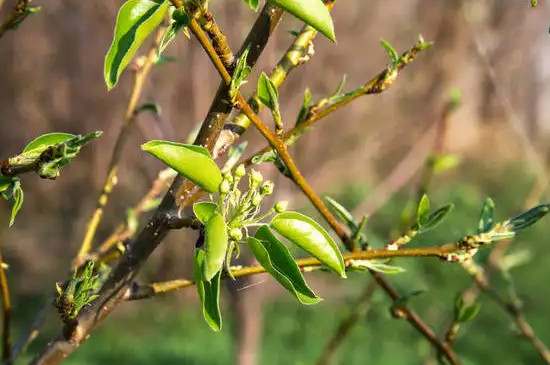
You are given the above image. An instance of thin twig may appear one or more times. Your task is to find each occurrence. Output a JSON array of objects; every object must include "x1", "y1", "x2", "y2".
[
  {"x1": 74, "y1": 28, "x2": 164, "y2": 265},
  {"x1": 31, "y1": 5, "x2": 283, "y2": 364},
  {"x1": 187, "y1": 18, "x2": 461, "y2": 365},
  {"x1": 0, "y1": 240, "x2": 11, "y2": 364}
]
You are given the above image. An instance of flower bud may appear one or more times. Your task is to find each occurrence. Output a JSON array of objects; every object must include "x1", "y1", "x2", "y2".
[
  {"x1": 251, "y1": 194, "x2": 262, "y2": 207},
  {"x1": 234, "y1": 164, "x2": 246, "y2": 178},
  {"x1": 274, "y1": 201, "x2": 288, "y2": 213},
  {"x1": 250, "y1": 169, "x2": 263, "y2": 185},
  {"x1": 260, "y1": 181, "x2": 274, "y2": 196},
  {"x1": 229, "y1": 227, "x2": 243, "y2": 241},
  {"x1": 219, "y1": 179, "x2": 231, "y2": 194}
]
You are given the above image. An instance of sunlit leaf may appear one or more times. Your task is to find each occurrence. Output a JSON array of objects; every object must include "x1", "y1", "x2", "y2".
[
  {"x1": 324, "y1": 196, "x2": 357, "y2": 230},
  {"x1": 22, "y1": 133, "x2": 75, "y2": 154},
  {"x1": 416, "y1": 194, "x2": 430, "y2": 228},
  {"x1": 9, "y1": 183, "x2": 23, "y2": 227},
  {"x1": 249, "y1": 226, "x2": 321, "y2": 304},
  {"x1": 381, "y1": 39, "x2": 399, "y2": 63},
  {"x1": 141, "y1": 140, "x2": 222, "y2": 193},
  {"x1": 203, "y1": 213, "x2": 228, "y2": 281},
  {"x1": 241, "y1": 0, "x2": 259, "y2": 11},
  {"x1": 104, "y1": 0, "x2": 170, "y2": 89},
  {"x1": 347, "y1": 259, "x2": 405, "y2": 274},
  {"x1": 477, "y1": 197, "x2": 495, "y2": 234},
  {"x1": 193, "y1": 202, "x2": 218, "y2": 225},
  {"x1": 270, "y1": 211, "x2": 346, "y2": 277},
  {"x1": 193, "y1": 249, "x2": 222, "y2": 331},
  {"x1": 257, "y1": 72, "x2": 279, "y2": 112},
  {"x1": 266, "y1": 0, "x2": 335, "y2": 41}
]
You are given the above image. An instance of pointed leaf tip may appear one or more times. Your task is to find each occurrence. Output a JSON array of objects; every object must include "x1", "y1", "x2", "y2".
[
  {"x1": 266, "y1": 0, "x2": 335, "y2": 41},
  {"x1": 141, "y1": 140, "x2": 222, "y2": 193}
]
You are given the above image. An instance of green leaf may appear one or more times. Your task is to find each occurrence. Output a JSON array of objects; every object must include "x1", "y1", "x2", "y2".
[
  {"x1": 241, "y1": 0, "x2": 259, "y2": 11},
  {"x1": 270, "y1": 212, "x2": 346, "y2": 277},
  {"x1": 381, "y1": 39, "x2": 399, "y2": 63},
  {"x1": 257, "y1": 72, "x2": 279, "y2": 111},
  {"x1": 203, "y1": 213, "x2": 229, "y2": 281},
  {"x1": 23, "y1": 133, "x2": 75, "y2": 154},
  {"x1": 416, "y1": 194, "x2": 430, "y2": 227},
  {"x1": 477, "y1": 197, "x2": 495, "y2": 234},
  {"x1": 104, "y1": 0, "x2": 170, "y2": 90},
  {"x1": 432, "y1": 153, "x2": 461, "y2": 174},
  {"x1": 157, "y1": 9, "x2": 189, "y2": 58},
  {"x1": 135, "y1": 102, "x2": 162, "y2": 116},
  {"x1": 266, "y1": 0, "x2": 335, "y2": 41},
  {"x1": 229, "y1": 46, "x2": 252, "y2": 96},
  {"x1": 0, "y1": 176, "x2": 13, "y2": 194},
  {"x1": 324, "y1": 196, "x2": 357, "y2": 230},
  {"x1": 295, "y1": 88, "x2": 311, "y2": 126},
  {"x1": 418, "y1": 204, "x2": 454, "y2": 233},
  {"x1": 505, "y1": 203, "x2": 549, "y2": 233},
  {"x1": 193, "y1": 249, "x2": 222, "y2": 331},
  {"x1": 251, "y1": 150, "x2": 277, "y2": 165},
  {"x1": 193, "y1": 202, "x2": 218, "y2": 225},
  {"x1": 458, "y1": 303, "x2": 481, "y2": 323},
  {"x1": 347, "y1": 259, "x2": 405, "y2": 274},
  {"x1": 9, "y1": 183, "x2": 23, "y2": 227},
  {"x1": 250, "y1": 226, "x2": 321, "y2": 304},
  {"x1": 141, "y1": 140, "x2": 222, "y2": 193}
]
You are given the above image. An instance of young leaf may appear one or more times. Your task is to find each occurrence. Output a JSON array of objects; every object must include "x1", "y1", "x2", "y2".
[
  {"x1": 229, "y1": 46, "x2": 252, "y2": 97},
  {"x1": 193, "y1": 202, "x2": 218, "y2": 225},
  {"x1": 504, "y1": 203, "x2": 549, "y2": 233},
  {"x1": 22, "y1": 133, "x2": 75, "y2": 154},
  {"x1": 141, "y1": 140, "x2": 222, "y2": 193},
  {"x1": 381, "y1": 39, "x2": 399, "y2": 63},
  {"x1": 203, "y1": 213, "x2": 229, "y2": 281},
  {"x1": 477, "y1": 197, "x2": 495, "y2": 234},
  {"x1": 266, "y1": 0, "x2": 335, "y2": 41},
  {"x1": 324, "y1": 196, "x2": 357, "y2": 230},
  {"x1": 248, "y1": 226, "x2": 321, "y2": 304},
  {"x1": 135, "y1": 102, "x2": 162, "y2": 116},
  {"x1": 193, "y1": 249, "x2": 222, "y2": 331},
  {"x1": 9, "y1": 183, "x2": 23, "y2": 227},
  {"x1": 257, "y1": 73, "x2": 279, "y2": 111},
  {"x1": 241, "y1": 0, "x2": 259, "y2": 11},
  {"x1": 416, "y1": 194, "x2": 430, "y2": 228},
  {"x1": 432, "y1": 153, "x2": 461, "y2": 174},
  {"x1": 418, "y1": 204, "x2": 454, "y2": 233},
  {"x1": 347, "y1": 259, "x2": 405, "y2": 274},
  {"x1": 295, "y1": 88, "x2": 311, "y2": 126},
  {"x1": 104, "y1": 0, "x2": 170, "y2": 89},
  {"x1": 270, "y1": 212, "x2": 346, "y2": 278},
  {"x1": 157, "y1": 9, "x2": 189, "y2": 58},
  {"x1": 458, "y1": 303, "x2": 481, "y2": 323}
]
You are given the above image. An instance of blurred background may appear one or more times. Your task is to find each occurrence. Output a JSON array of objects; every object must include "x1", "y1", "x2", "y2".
[{"x1": 1, "y1": 0, "x2": 550, "y2": 364}]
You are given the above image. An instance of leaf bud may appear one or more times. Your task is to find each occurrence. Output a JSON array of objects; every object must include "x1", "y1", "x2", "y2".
[
  {"x1": 260, "y1": 181, "x2": 274, "y2": 196},
  {"x1": 234, "y1": 164, "x2": 246, "y2": 178},
  {"x1": 274, "y1": 201, "x2": 288, "y2": 213},
  {"x1": 219, "y1": 179, "x2": 231, "y2": 194},
  {"x1": 229, "y1": 227, "x2": 243, "y2": 241}
]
